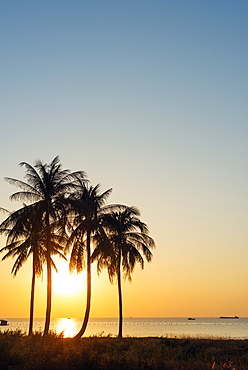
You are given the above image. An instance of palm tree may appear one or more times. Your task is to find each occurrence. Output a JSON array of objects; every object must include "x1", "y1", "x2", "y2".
[
  {"x1": 92, "y1": 206, "x2": 155, "y2": 338},
  {"x1": 0, "y1": 205, "x2": 66, "y2": 335},
  {"x1": 66, "y1": 181, "x2": 112, "y2": 339},
  {"x1": 4, "y1": 156, "x2": 86, "y2": 335},
  {"x1": 0, "y1": 205, "x2": 45, "y2": 335}
]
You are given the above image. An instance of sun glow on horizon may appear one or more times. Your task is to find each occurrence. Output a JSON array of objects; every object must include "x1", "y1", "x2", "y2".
[
  {"x1": 56, "y1": 318, "x2": 79, "y2": 337},
  {"x1": 53, "y1": 261, "x2": 86, "y2": 296}
]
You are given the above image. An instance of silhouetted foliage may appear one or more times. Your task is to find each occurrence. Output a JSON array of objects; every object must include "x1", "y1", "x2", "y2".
[
  {"x1": 0, "y1": 334, "x2": 247, "y2": 369},
  {"x1": 92, "y1": 206, "x2": 155, "y2": 338},
  {"x1": 0, "y1": 156, "x2": 86, "y2": 335},
  {"x1": 0, "y1": 157, "x2": 156, "y2": 341},
  {"x1": 66, "y1": 181, "x2": 112, "y2": 339}
]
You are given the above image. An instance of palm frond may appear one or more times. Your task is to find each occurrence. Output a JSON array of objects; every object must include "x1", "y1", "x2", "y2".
[
  {"x1": 0, "y1": 207, "x2": 10, "y2": 215},
  {"x1": 11, "y1": 251, "x2": 29, "y2": 276},
  {"x1": 4, "y1": 177, "x2": 38, "y2": 193},
  {"x1": 94, "y1": 206, "x2": 155, "y2": 283},
  {"x1": 9, "y1": 191, "x2": 42, "y2": 203},
  {"x1": 69, "y1": 241, "x2": 86, "y2": 273}
]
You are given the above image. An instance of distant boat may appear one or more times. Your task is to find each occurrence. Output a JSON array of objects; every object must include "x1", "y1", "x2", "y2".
[
  {"x1": 219, "y1": 316, "x2": 239, "y2": 319},
  {"x1": 187, "y1": 318, "x2": 195, "y2": 321},
  {"x1": 0, "y1": 320, "x2": 8, "y2": 326}
]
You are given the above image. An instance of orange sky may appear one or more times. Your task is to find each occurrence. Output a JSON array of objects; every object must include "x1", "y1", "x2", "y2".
[
  {"x1": 0, "y1": 1, "x2": 248, "y2": 319},
  {"x1": 1, "y1": 233, "x2": 248, "y2": 319}
]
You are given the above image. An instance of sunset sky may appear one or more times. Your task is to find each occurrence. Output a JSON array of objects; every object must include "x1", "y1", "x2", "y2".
[{"x1": 0, "y1": 1, "x2": 248, "y2": 319}]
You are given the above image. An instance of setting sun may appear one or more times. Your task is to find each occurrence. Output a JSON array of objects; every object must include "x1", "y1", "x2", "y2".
[{"x1": 53, "y1": 261, "x2": 86, "y2": 296}]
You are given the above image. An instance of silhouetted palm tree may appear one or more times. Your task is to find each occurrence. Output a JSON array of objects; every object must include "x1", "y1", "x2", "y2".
[
  {"x1": 0, "y1": 206, "x2": 45, "y2": 335},
  {"x1": 67, "y1": 181, "x2": 112, "y2": 339},
  {"x1": 3, "y1": 156, "x2": 86, "y2": 335},
  {"x1": 0, "y1": 206, "x2": 66, "y2": 335},
  {"x1": 92, "y1": 206, "x2": 155, "y2": 338}
]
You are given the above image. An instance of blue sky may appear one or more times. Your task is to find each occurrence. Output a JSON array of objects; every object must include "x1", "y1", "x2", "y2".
[{"x1": 0, "y1": 1, "x2": 248, "y2": 317}]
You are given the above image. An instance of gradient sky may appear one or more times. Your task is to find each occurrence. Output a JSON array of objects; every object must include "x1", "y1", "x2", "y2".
[{"x1": 0, "y1": 1, "x2": 248, "y2": 318}]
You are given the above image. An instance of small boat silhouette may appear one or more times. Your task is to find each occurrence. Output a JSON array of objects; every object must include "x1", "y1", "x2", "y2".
[
  {"x1": 219, "y1": 316, "x2": 239, "y2": 319},
  {"x1": 0, "y1": 320, "x2": 8, "y2": 326},
  {"x1": 187, "y1": 318, "x2": 195, "y2": 321}
]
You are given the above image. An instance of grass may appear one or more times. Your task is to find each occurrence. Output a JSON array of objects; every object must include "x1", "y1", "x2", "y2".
[{"x1": 0, "y1": 330, "x2": 248, "y2": 369}]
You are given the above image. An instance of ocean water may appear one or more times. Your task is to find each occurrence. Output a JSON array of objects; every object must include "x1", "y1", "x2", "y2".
[{"x1": 1, "y1": 317, "x2": 248, "y2": 339}]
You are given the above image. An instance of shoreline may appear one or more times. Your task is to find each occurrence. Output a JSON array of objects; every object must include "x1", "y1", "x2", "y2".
[{"x1": 1, "y1": 317, "x2": 248, "y2": 340}]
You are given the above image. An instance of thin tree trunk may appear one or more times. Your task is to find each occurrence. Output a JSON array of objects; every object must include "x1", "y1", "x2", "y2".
[
  {"x1": 74, "y1": 229, "x2": 91, "y2": 340},
  {"x1": 28, "y1": 255, "x2": 36, "y2": 336},
  {"x1": 44, "y1": 212, "x2": 52, "y2": 336},
  {"x1": 117, "y1": 255, "x2": 123, "y2": 338},
  {"x1": 44, "y1": 256, "x2": 52, "y2": 336}
]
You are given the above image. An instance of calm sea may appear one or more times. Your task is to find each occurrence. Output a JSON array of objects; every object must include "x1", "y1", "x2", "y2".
[{"x1": 1, "y1": 317, "x2": 248, "y2": 339}]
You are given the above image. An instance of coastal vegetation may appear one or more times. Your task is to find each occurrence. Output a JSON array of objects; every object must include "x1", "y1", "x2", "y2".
[
  {"x1": 92, "y1": 206, "x2": 155, "y2": 338},
  {"x1": 66, "y1": 181, "x2": 113, "y2": 339},
  {"x1": 0, "y1": 156, "x2": 155, "y2": 339},
  {"x1": 0, "y1": 330, "x2": 247, "y2": 369}
]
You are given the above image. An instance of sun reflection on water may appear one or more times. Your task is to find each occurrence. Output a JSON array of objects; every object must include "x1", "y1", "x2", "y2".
[{"x1": 56, "y1": 318, "x2": 78, "y2": 338}]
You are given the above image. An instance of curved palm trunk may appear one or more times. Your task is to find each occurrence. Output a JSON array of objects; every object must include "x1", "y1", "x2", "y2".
[
  {"x1": 74, "y1": 229, "x2": 91, "y2": 340},
  {"x1": 117, "y1": 255, "x2": 123, "y2": 338},
  {"x1": 44, "y1": 213, "x2": 52, "y2": 336},
  {"x1": 28, "y1": 255, "x2": 36, "y2": 336}
]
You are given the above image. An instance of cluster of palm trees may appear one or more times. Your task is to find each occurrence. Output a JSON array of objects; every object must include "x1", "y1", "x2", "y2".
[{"x1": 0, "y1": 156, "x2": 155, "y2": 339}]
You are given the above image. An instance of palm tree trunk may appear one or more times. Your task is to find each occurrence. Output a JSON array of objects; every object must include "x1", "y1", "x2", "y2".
[
  {"x1": 44, "y1": 212, "x2": 52, "y2": 336},
  {"x1": 44, "y1": 256, "x2": 52, "y2": 336},
  {"x1": 117, "y1": 255, "x2": 123, "y2": 338},
  {"x1": 28, "y1": 255, "x2": 36, "y2": 336},
  {"x1": 74, "y1": 229, "x2": 91, "y2": 340}
]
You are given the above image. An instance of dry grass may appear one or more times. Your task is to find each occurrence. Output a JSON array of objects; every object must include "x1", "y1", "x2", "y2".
[{"x1": 0, "y1": 330, "x2": 248, "y2": 369}]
